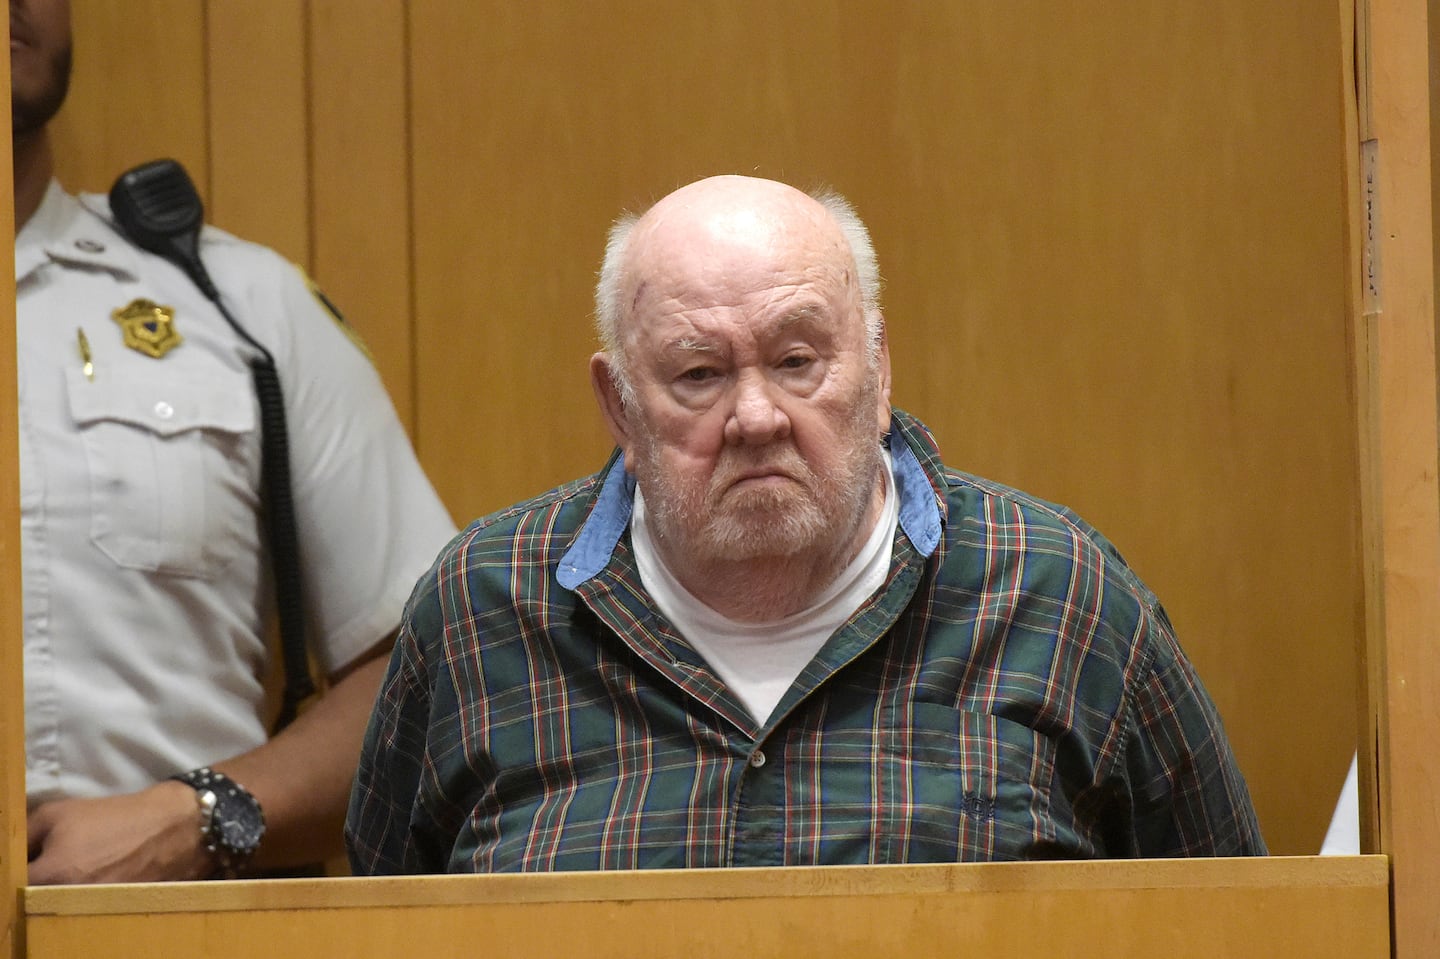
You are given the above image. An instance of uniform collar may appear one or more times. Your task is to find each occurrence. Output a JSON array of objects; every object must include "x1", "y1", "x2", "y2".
[
  {"x1": 15, "y1": 180, "x2": 143, "y2": 285},
  {"x1": 556, "y1": 410, "x2": 945, "y2": 590}
]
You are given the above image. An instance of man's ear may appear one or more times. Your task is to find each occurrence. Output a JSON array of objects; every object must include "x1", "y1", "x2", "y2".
[
  {"x1": 590, "y1": 352, "x2": 637, "y2": 471},
  {"x1": 873, "y1": 314, "x2": 894, "y2": 433}
]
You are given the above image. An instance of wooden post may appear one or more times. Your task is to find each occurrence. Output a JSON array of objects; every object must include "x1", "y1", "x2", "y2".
[
  {"x1": 1353, "y1": 0, "x2": 1440, "y2": 955},
  {"x1": 0, "y1": 21, "x2": 26, "y2": 959}
]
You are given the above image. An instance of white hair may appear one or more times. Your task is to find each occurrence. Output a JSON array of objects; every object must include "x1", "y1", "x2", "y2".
[
  {"x1": 593, "y1": 184, "x2": 884, "y2": 403},
  {"x1": 595, "y1": 212, "x2": 642, "y2": 404},
  {"x1": 809, "y1": 189, "x2": 885, "y2": 361}
]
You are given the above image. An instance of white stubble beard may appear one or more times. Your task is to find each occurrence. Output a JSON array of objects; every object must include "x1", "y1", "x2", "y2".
[{"x1": 634, "y1": 371, "x2": 886, "y2": 571}]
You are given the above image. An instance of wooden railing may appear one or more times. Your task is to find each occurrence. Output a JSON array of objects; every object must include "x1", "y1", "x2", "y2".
[{"x1": 23, "y1": 857, "x2": 1390, "y2": 959}]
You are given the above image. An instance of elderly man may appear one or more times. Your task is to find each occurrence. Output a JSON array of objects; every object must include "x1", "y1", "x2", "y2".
[{"x1": 346, "y1": 175, "x2": 1265, "y2": 874}]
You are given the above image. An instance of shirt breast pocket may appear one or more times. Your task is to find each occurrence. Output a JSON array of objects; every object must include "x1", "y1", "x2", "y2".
[
  {"x1": 66, "y1": 366, "x2": 258, "y2": 579},
  {"x1": 896, "y1": 706, "x2": 1074, "y2": 860}
]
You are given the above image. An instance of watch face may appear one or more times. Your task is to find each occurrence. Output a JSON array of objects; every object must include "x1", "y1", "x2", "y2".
[{"x1": 213, "y1": 791, "x2": 266, "y2": 854}]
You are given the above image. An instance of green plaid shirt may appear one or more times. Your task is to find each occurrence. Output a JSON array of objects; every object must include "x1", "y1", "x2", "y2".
[{"x1": 346, "y1": 410, "x2": 1265, "y2": 874}]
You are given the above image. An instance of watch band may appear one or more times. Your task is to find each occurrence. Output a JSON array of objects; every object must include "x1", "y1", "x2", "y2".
[{"x1": 169, "y1": 766, "x2": 266, "y2": 879}]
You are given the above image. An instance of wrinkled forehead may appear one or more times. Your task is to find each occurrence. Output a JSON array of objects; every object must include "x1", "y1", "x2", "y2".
[{"x1": 621, "y1": 181, "x2": 860, "y2": 323}]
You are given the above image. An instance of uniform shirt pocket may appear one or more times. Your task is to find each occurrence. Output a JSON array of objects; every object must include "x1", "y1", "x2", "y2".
[{"x1": 66, "y1": 366, "x2": 258, "y2": 578}]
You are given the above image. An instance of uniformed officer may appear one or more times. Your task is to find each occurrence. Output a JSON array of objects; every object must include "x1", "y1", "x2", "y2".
[{"x1": 13, "y1": 0, "x2": 458, "y2": 882}]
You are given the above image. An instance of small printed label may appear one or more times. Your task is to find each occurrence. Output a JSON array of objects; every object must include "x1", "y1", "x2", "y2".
[{"x1": 1361, "y1": 139, "x2": 1382, "y2": 317}]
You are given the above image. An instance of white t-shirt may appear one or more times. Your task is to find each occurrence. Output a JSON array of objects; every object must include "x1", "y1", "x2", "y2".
[
  {"x1": 17, "y1": 181, "x2": 457, "y2": 804},
  {"x1": 631, "y1": 451, "x2": 899, "y2": 724}
]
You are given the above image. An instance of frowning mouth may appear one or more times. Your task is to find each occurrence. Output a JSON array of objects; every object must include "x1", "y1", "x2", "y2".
[
  {"x1": 713, "y1": 448, "x2": 810, "y2": 497},
  {"x1": 732, "y1": 472, "x2": 789, "y2": 485},
  {"x1": 723, "y1": 469, "x2": 799, "y2": 494}
]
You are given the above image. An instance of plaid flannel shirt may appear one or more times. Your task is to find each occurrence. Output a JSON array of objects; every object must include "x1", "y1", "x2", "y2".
[{"x1": 346, "y1": 410, "x2": 1265, "y2": 874}]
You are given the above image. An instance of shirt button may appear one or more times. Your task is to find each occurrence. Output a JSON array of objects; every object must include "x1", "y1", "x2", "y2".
[
  {"x1": 153, "y1": 401, "x2": 175, "y2": 420},
  {"x1": 749, "y1": 750, "x2": 766, "y2": 769}
]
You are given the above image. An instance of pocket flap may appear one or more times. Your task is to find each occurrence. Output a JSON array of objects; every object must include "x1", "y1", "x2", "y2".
[{"x1": 66, "y1": 366, "x2": 256, "y2": 437}]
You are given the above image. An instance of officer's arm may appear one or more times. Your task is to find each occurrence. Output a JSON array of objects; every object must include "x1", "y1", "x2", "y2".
[
  {"x1": 25, "y1": 636, "x2": 393, "y2": 884},
  {"x1": 213, "y1": 635, "x2": 395, "y2": 871}
]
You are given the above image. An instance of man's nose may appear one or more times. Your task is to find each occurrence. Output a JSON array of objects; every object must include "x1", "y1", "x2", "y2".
[{"x1": 724, "y1": 371, "x2": 791, "y2": 445}]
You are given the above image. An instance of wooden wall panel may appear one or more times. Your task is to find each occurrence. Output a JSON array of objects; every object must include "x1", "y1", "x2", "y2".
[
  {"x1": 54, "y1": 0, "x2": 311, "y2": 261},
  {"x1": 408, "y1": 1, "x2": 1357, "y2": 855},
  {"x1": 50, "y1": 0, "x2": 207, "y2": 196},
  {"x1": 883, "y1": 3, "x2": 1358, "y2": 856},
  {"x1": 309, "y1": 0, "x2": 416, "y2": 434},
  {"x1": 205, "y1": 0, "x2": 309, "y2": 267}
]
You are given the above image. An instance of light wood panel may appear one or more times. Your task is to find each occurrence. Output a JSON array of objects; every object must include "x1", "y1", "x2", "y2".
[
  {"x1": 49, "y1": 0, "x2": 207, "y2": 197},
  {"x1": 1345, "y1": 0, "x2": 1387, "y2": 860},
  {"x1": 862, "y1": 11, "x2": 1358, "y2": 848},
  {"x1": 1362, "y1": 0, "x2": 1440, "y2": 953},
  {"x1": 23, "y1": 858, "x2": 1391, "y2": 959},
  {"x1": 205, "y1": 0, "x2": 309, "y2": 267},
  {"x1": 308, "y1": 0, "x2": 416, "y2": 433},
  {"x1": 409, "y1": 0, "x2": 1358, "y2": 855}
]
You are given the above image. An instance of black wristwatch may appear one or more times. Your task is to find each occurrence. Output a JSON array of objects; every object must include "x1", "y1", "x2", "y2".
[{"x1": 169, "y1": 767, "x2": 266, "y2": 878}]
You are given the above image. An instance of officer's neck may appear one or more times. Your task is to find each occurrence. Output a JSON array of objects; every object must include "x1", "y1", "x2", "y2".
[{"x1": 13, "y1": 126, "x2": 55, "y2": 235}]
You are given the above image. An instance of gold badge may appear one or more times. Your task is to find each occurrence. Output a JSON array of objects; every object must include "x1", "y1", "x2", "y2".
[{"x1": 112, "y1": 298, "x2": 183, "y2": 358}]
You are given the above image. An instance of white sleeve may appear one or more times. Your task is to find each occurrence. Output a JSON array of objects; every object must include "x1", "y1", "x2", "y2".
[{"x1": 231, "y1": 250, "x2": 457, "y2": 674}]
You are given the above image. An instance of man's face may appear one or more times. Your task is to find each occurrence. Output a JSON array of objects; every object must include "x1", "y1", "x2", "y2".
[
  {"x1": 607, "y1": 186, "x2": 891, "y2": 569},
  {"x1": 10, "y1": 0, "x2": 72, "y2": 137}
]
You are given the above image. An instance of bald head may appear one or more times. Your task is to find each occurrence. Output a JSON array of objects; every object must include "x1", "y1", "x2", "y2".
[
  {"x1": 627, "y1": 176, "x2": 843, "y2": 276},
  {"x1": 586, "y1": 176, "x2": 894, "y2": 619},
  {"x1": 595, "y1": 176, "x2": 882, "y2": 400}
]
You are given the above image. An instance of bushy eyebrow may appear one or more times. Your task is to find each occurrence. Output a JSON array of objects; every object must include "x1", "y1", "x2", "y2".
[
  {"x1": 775, "y1": 304, "x2": 826, "y2": 328},
  {"x1": 663, "y1": 337, "x2": 722, "y2": 359},
  {"x1": 658, "y1": 304, "x2": 834, "y2": 361}
]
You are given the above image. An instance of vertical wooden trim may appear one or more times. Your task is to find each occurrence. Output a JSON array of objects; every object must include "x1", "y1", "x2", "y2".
[
  {"x1": 1356, "y1": 0, "x2": 1374, "y2": 138},
  {"x1": 1360, "y1": 0, "x2": 1440, "y2": 954},
  {"x1": 0, "y1": 26, "x2": 23, "y2": 959},
  {"x1": 1344, "y1": 0, "x2": 1386, "y2": 862},
  {"x1": 308, "y1": 0, "x2": 415, "y2": 435}
]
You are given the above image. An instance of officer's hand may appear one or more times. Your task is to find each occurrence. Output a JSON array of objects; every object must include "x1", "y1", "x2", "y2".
[{"x1": 26, "y1": 781, "x2": 213, "y2": 884}]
